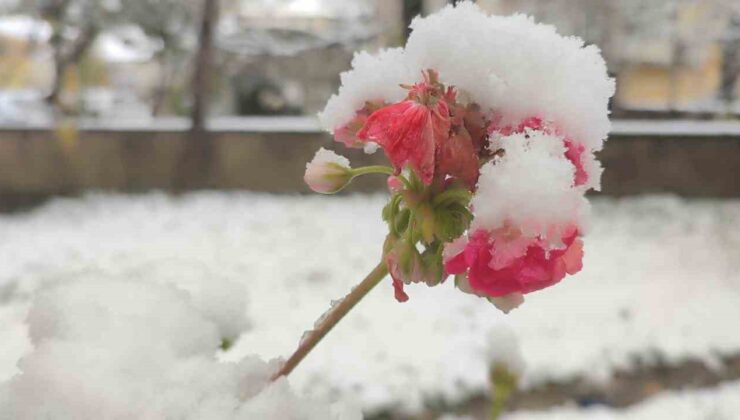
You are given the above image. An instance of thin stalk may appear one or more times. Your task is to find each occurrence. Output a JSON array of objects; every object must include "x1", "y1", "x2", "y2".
[
  {"x1": 350, "y1": 166, "x2": 413, "y2": 190},
  {"x1": 489, "y1": 366, "x2": 517, "y2": 420},
  {"x1": 351, "y1": 165, "x2": 394, "y2": 177},
  {"x1": 271, "y1": 262, "x2": 389, "y2": 380}
]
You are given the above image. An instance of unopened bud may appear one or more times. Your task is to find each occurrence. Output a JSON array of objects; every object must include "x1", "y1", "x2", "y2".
[
  {"x1": 387, "y1": 176, "x2": 403, "y2": 193},
  {"x1": 304, "y1": 148, "x2": 352, "y2": 194}
]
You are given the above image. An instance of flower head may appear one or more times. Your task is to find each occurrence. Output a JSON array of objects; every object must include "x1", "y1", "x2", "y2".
[
  {"x1": 357, "y1": 70, "x2": 455, "y2": 185},
  {"x1": 307, "y1": 3, "x2": 613, "y2": 310},
  {"x1": 445, "y1": 227, "x2": 583, "y2": 302},
  {"x1": 304, "y1": 148, "x2": 352, "y2": 194}
]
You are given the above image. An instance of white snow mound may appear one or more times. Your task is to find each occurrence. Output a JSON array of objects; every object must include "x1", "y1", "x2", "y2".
[{"x1": 0, "y1": 279, "x2": 360, "y2": 420}]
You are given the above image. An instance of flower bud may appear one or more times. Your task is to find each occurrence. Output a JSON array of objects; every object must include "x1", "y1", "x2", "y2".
[
  {"x1": 386, "y1": 175, "x2": 403, "y2": 193},
  {"x1": 304, "y1": 148, "x2": 352, "y2": 194}
]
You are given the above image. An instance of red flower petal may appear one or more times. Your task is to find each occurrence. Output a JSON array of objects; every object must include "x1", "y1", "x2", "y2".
[{"x1": 358, "y1": 100, "x2": 450, "y2": 185}]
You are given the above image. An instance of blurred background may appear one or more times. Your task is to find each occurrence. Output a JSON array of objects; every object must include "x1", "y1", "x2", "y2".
[
  {"x1": 0, "y1": 1, "x2": 739, "y2": 419},
  {"x1": 0, "y1": 0, "x2": 737, "y2": 203},
  {"x1": 0, "y1": 0, "x2": 739, "y2": 121}
]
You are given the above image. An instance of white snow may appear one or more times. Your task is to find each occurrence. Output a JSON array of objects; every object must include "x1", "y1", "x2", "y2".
[
  {"x1": 307, "y1": 147, "x2": 351, "y2": 168},
  {"x1": 486, "y1": 324, "x2": 525, "y2": 377},
  {"x1": 319, "y1": 3, "x2": 614, "y2": 153},
  {"x1": 320, "y1": 47, "x2": 418, "y2": 129},
  {"x1": 473, "y1": 130, "x2": 589, "y2": 242},
  {"x1": 503, "y1": 380, "x2": 740, "y2": 420},
  {"x1": 0, "y1": 277, "x2": 359, "y2": 419},
  {"x1": 610, "y1": 119, "x2": 740, "y2": 137},
  {"x1": 0, "y1": 90, "x2": 53, "y2": 126},
  {"x1": 93, "y1": 27, "x2": 160, "y2": 64},
  {"x1": 0, "y1": 192, "x2": 739, "y2": 415},
  {"x1": 0, "y1": 15, "x2": 51, "y2": 41},
  {"x1": 239, "y1": 0, "x2": 373, "y2": 19}
]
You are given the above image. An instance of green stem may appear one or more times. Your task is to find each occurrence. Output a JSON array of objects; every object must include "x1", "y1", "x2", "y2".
[
  {"x1": 490, "y1": 366, "x2": 517, "y2": 420},
  {"x1": 271, "y1": 262, "x2": 389, "y2": 380},
  {"x1": 350, "y1": 165, "x2": 394, "y2": 177},
  {"x1": 350, "y1": 166, "x2": 414, "y2": 190}
]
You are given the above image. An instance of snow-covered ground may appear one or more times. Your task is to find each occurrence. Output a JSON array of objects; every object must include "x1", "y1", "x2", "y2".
[
  {"x1": 503, "y1": 380, "x2": 740, "y2": 420},
  {"x1": 1, "y1": 192, "x2": 739, "y2": 416}
]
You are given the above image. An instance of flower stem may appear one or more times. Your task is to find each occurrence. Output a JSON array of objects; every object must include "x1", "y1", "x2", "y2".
[
  {"x1": 271, "y1": 261, "x2": 389, "y2": 380},
  {"x1": 351, "y1": 165, "x2": 394, "y2": 177},
  {"x1": 489, "y1": 365, "x2": 517, "y2": 420}
]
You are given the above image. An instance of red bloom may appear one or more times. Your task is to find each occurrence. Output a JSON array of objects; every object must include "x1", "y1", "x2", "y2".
[
  {"x1": 445, "y1": 228, "x2": 583, "y2": 298},
  {"x1": 337, "y1": 70, "x2": 485, "y2": 187},
  {"x1": 357, "y1": 94, "x2": 450, "y2": 185}
]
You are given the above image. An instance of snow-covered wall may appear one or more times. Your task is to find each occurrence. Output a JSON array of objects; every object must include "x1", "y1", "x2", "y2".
[{"x1": 0, "y1": 118, "x2": 738, "y2": 210}]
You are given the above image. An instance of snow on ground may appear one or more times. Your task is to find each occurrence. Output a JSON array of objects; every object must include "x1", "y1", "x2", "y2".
[
  {"x1": 0, "y1": 278, "x2": 359, "y2": 419},
  {"x1": 0, "y1": 192, "x2": 739, "y2": 414},
  {"x1": 0, "y1": 15, "x2": 51, "y2": 41},
  {"x1": 503, "y1": 380, "x2": 740, "y2": 420}
]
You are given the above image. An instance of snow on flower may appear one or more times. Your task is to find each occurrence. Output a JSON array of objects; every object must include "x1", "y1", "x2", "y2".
[
  {"x1": 488, "y1": 116, "x2": 599, "y2": 190},
  {"x1": 319, "y1": 3, "x2": 614, "y2": 155},
  {"x1": 445, "y1": 131, "x2": 588, "y2": 305},
  {"x1": 304, "y1": 148, "x2": 352, "y2": 194},
  {"x1": 308, "y1": 2, "x2": 612, "y2": 309},
  {"x1": 0, "y1": 279, "x2": 360, "y2": 420}
]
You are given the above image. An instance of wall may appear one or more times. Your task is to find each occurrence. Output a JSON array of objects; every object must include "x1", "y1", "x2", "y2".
[{"x1": 0, "y1": 118, "x2": 738, "y2": 210}]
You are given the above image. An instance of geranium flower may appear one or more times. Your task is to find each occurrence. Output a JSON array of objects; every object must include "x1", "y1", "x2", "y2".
[{"x1": 445, "y1": 227, "x2": 583, "y2": 300}]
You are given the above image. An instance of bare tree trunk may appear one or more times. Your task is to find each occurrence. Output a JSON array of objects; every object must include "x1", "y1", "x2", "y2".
[
  {"x1": 151, "y1": 52, "x2": 171, "y2": 116},
  {"x1": 46, "y1": 25, "x2": 99, "y2": 111},
  {"x1": 191, "y1": 0, "x2": 218, "y2": 132},
  {"x1": 174, "y1": 0, "x2": 219, "y2": 191}
]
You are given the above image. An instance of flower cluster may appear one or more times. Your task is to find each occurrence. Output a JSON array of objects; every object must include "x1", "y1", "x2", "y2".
[{"x1": 305, "y1": 3, "x2": 614, "y2": 312}]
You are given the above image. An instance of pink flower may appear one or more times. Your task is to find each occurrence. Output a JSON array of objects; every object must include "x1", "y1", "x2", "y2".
[
  {"x1": 444, "y1": 227, "x2": 583, "y2": 300},
  {"x1": 303, "y1": 148, "x2": 352, "y2": 194}
]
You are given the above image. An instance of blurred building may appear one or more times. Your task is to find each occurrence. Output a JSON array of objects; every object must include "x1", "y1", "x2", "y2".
[
  {"x1": 0, "y1": 0, "x2": 738, "y2": 119},
  {"x1": 472, "y1": 0, "x2": 740, "y2": 114},
  {"x1": 217, "y1": 0, "x2": 378, "y2": 115}
]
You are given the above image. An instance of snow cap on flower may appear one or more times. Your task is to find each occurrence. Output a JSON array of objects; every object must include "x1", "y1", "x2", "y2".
[
  {"x1": 488, "y1": 116, "x2": 602, "y2": 191},
  {"x1": 304, "y1": 148, "x2": 352, "y2": 194},
  {"x1": 476, "y1": 130, "x2": 590, "y2": 241},
  {"x1": 319, "y1": 2, "x2": 614, "y2": 159}
]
